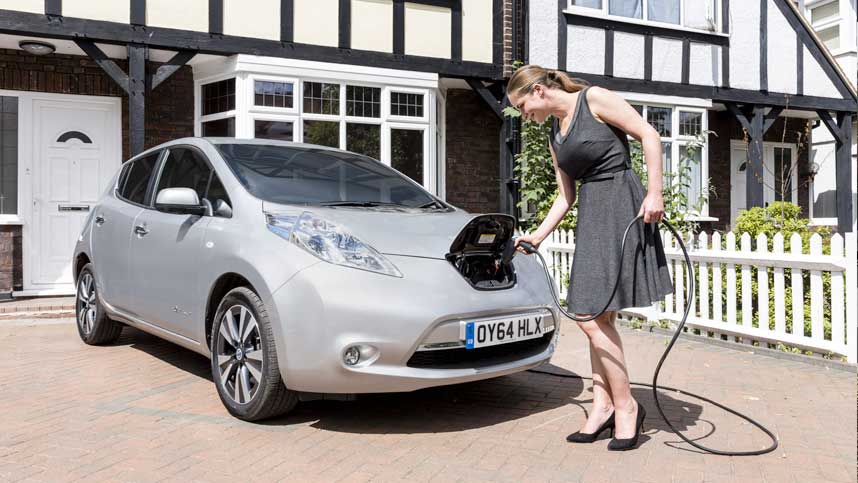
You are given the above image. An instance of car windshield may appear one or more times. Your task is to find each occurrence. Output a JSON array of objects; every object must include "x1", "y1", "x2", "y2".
[{"x1": 216, "y1": 143, "x2": 441, "y2": 208}]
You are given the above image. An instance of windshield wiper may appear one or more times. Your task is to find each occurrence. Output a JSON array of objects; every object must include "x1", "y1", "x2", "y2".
[
  {"x1": 418, "y1": 200, "x2": 447, "y2": 209},
  {"x1": 319, "y1": 201, "x2": 404, "y2": 207}
]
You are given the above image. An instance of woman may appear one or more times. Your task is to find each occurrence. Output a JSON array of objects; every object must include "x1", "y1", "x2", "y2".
[{"x1": 508, "y1": 65, "x2": 673, "y2": 451}]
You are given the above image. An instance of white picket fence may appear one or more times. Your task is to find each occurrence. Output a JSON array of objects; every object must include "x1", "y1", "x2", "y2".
[{"x1": 537, "y1": 229, "x2": 858, "y2": 363}]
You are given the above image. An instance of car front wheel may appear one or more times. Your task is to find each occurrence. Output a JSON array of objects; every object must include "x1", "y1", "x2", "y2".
[{"x1": 211, "y1": 287, "x2": 297, "y2": 421}]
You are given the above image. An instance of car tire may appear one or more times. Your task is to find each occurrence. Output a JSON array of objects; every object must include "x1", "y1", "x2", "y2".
[
  {"x1": 211, "y1": 287, "x2": 297, "y2": 421},
  {"x1": 75, "y1": 263, "x2": 123, "y2": 345}
]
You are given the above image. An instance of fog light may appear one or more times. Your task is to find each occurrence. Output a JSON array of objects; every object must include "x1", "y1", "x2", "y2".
[{"x1": 343, "y1": 346, "x2": 361, "y2": 366}]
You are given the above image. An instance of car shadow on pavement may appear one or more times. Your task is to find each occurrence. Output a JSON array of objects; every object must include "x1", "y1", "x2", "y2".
[{"x1": 115, "y1": 328, "x2": 705, "y2": 438}]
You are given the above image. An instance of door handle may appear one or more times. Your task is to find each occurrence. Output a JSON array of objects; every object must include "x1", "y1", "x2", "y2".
[
  {"x1": 95, "y1": 214, "x2": 106, "y2": 226},
  {"x1": 134, "y1": 224, "x2": 149, "y2": 236}
]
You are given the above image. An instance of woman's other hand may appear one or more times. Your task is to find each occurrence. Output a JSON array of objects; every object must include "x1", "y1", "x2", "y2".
[
  {"x1": 514, "y1": 233, "x2": 543, "y2": 254},
  {"x1": 638, "y1": 192, "x2": 665, "y2": 223}
]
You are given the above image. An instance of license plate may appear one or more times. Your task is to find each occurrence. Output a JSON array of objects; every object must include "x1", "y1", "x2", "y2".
[{"x1": 464, "y1": 314, "x2": 546, "y2": 349}]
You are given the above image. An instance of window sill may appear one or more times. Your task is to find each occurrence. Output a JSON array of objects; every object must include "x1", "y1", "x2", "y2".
[
  {"x1": 564, "y1": 8, "x2": 729, "y2": 42},
  {"x1": 0, "y1": 217, "x2": 24, "y2": 226}
]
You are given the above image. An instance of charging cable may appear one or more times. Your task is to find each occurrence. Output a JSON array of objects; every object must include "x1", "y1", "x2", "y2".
[{"x1": 514, "y1": 214, "x2": 778, "y2": 455}]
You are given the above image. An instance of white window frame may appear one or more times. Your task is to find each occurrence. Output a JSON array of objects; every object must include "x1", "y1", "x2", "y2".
[
  {"x1": 627, "y1": 101, "x2": 713, "y2": 220},
  {"x1": 247, "y1": 74, "x2": 299, "y2": 115},
  {"x1": 805, "y1": 0, "x2": 845, "y2": 54},
  {"x1": 195, "y1": 73, "x2": 238, "y2": 137},
  {"x1": 387, "y1": 86, "x2": 430, "y2": 124},
  {"x1": 250, "y1": 113, "x2": 299, "y2": 142},
  {"x1": 567, "y1": 0, "x2": 723, "y2": 35},
  {"x1": 386, "y1": 122, "x2": 432, "y2": 193}
]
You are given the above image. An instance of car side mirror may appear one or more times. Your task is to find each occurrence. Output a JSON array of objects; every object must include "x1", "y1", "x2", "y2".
[{"x1": 155, "y1": 188, "x2": 206, "y2": 216}]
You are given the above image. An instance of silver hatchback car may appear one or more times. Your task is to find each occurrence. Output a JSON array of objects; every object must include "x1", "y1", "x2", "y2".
[{"x1": 73, "y1": 138, "x2": 560, "y2": 421}]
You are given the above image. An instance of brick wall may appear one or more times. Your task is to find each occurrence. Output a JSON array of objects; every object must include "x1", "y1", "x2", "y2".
[
  {"x1": 705, "y1": 110, "x2": 811, "y2": 233},
  {"x1": 445, "y1": 88, "x2": 501, "y2": 213},
  {"x1": 0, "y1": 48, "x2": 195, "y2": 294}
]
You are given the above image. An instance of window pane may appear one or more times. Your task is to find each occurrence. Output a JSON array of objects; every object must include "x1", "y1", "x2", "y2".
[
  {"x1": 206, "y1": 174, "x2": 231, "y2": 213},
  {"x1": 811, "y1": 1, "x2": 839, "y2": 24},
  {"x1": 647, "y1": 106, "x2": 672, "y2": 137},
  {"x1": 609, "y1": 0, "x2": 641, "y2": 18},
  {"x1": 121, "y1": 152, "x2": 160, "y2": 205},
  {"x1": 0, "y1": 96, "x2": 18, "y2": 215},
  {"x1": 811, "y1": 146, "x2": 836, "y2": 218},
  {"x1": 216, "y1": 144, "x2": 436, "y2": 207},
  {"x1": 390, "y1": 92, "x2": 424, "y2": 117},
  {"x1": 346, "y1": 123, "x2": 380, "y2": 159},
  {"x1": 346, "y1": 86, "x2": 381, "y2": 118},
  {"x1": 303, "y1": 82, "x2": 340, "y2": 115},
  {"x1": 303, "y1": 120, "x2": 339, "y2": 148},
  {"x1": 254, "y1": 81, "x2": 294, "y2": 108},
  {"x1": 679, "y1": 111, "x2": 702, "y2": 136},
  {"x1": 684, "y1": 0, "x2": 716, "y2": 30},
  {"x1": 662, "y1": 141, "x2": 672, "y2": 179},
  {"x1": 254, "y1": 120, "x2": 294, "y2": 141},
  {"x1": 156, "y1": 148, "x2": 212, "y2": 203},
  {"x1": 774, "y1": 147, "x2": 793, "y2": 202},
  {"x1": 391, "y1": 129, "x2": 424, "y2": 186},
  {"x1": 201, "y1": 78, "x2": 235, "y2": 116},
  {"x1": 817, "y1": 25, "x2": 840, "y2": 50},
  {"x1": 681, "y1": 145, "x2": 702, "y2": 210},
  {"x1": 202, "y1": 118, "x2": 235, "y2": 137},
  {"x1": 571, "y1": 0, "x2": 601, "y2": 7},
  {"x1": 648, "y1": 0, "x2": 679, "y2": 24}
]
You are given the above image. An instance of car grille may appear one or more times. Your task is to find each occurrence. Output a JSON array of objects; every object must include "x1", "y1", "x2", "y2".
[{"x1": 406, "y1": 331, "x2": 554, "y2": 369}]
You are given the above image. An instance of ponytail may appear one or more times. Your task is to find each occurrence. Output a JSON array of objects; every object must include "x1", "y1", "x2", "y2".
[{"x1": 507, "y1": 64, "x2": 590, "y2": 97}]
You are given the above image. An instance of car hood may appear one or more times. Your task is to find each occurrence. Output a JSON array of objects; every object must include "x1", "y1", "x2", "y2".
[{"x1": 262, "y1": 202, "x2": 498, "y2": 259}]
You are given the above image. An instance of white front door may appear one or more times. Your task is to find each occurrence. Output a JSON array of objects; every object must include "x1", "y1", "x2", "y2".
[
  {"x1": 29, "y1": 96, "x2": 120, "y2": 292},
  {"x1": 729, "y1": 141, "x2": 799, "y2": 228}
]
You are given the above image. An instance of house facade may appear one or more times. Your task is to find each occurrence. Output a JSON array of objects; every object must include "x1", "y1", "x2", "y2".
[
  {"x1": 523, "y1": 0, "x2": 857, "y2": 233},
  {"x1": 793, "y1": 0, "x2": 857, "y2": 227},
  {"x1": 0, "y1": 0, "x2": 514, "y2": 296}
]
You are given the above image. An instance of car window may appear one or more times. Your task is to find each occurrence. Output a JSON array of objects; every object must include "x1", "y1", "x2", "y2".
[
  {"x1": 156, "y1": 148, "x2": 212, "y2": 202},
  {"x1": 205, "y1": 173, "x2": 231, "y2": 209},
  {"x1": 116, "y1": 161, "x2": 133, "y2": 194},
  {"x1": 120, "y1": 151, "x2": 160, "y2": 205}
]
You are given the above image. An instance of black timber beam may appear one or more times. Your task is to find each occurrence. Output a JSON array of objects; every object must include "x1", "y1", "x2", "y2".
[
  {"x1": 563, "y1": 71, "x2": 858, "y2": 111},
  {"x1": 44, "y1": 0, "x2": 60, "y2": 16},
  {"x1": 466, "y1": 79, "x2": 503, "y2": 119},
  {"x1": 150, "y1": 50, "x2": 195, "y2": 91},
  {"x1": 725, "y1": 103, "x2": 768, "y2": 210},
  {"x1": 817, "y1": 110, "x2": 854, "y2": 232},
  {"x1": 74, "y1": 40, "x2": 130, "y2": 93},
  {"x1": 128, "y1": 44, "x2": 147, "y2": 156},
  {"x1": 0, "y1": 9, "x2": 501, "y2": 79},
  {"x1": 499, "y1": 95, "x2": 518, "y2": 218}
]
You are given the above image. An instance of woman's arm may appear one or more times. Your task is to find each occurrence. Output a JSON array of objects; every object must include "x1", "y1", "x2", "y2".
[
  {"x1": 587, "y1": 86, "x2": 665, "y2": 223},
  {"x1": 516, "y1": 144, "x2": 576, "y2": 251}
]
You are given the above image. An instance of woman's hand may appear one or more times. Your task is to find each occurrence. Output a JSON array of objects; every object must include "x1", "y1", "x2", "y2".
[
  {"x1": 638, "y1": 192, "x2": 665, "y2": 224},
  {"x1": 514, "y1": 233, "x2": 543, "y2": 254}
]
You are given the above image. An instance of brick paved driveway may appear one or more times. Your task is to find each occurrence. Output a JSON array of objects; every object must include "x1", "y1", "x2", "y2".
[{"x1": 0, "y1": 319, "x2": 854, "y2": 483}]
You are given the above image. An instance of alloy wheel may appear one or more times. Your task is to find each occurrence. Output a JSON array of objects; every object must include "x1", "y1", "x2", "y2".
[
  {"x1": 216, "y1": 305, "x2": 264, "y2": 404},
  {"x1": 76, "y1": 272, "x2": 97, "y2": 335}
]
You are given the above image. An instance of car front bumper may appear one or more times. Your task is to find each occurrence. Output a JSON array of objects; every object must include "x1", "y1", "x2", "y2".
[{"x1": 269, "y1": 253, "x2": 561, "y2": 393}]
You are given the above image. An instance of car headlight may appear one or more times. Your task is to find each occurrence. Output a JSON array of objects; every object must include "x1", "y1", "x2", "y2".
[{"x1": 266, "y1": 211, "x2": 403, "y2": 278}]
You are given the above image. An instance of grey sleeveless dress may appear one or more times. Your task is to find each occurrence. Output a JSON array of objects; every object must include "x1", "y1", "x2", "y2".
[{"x1": 550, "y1": 87, "x2": 673, "y2": 313}]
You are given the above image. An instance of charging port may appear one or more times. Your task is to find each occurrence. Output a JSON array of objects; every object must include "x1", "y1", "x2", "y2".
[{"x1": 446, "y1": 214, "x2": 517, "y2": 291}]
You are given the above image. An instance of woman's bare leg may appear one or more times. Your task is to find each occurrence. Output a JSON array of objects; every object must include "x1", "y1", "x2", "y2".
[
  {"x1": 579, "y1": 328, "x2": 614, "y2": 433},
  {"x1": 576, "y1": 311, "x2": 639, "y2": 438}
]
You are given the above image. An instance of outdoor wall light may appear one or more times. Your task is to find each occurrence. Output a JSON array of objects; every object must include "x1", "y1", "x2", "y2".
[{"x1": 19, "y1": 40, "x2": 56, "y2": 56}]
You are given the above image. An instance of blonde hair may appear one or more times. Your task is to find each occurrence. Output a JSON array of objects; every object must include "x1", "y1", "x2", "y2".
[{"x1": 506, "y1": 64, "x2": 589, "y2": 98}]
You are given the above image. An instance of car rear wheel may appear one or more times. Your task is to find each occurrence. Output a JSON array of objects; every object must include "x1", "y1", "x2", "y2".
[
  {"x1": 211, "y1": 287, "x2": 297, "y2": 421},
  {"x1": 75, "y1": 263, "x2": 123, "y2": 345}
]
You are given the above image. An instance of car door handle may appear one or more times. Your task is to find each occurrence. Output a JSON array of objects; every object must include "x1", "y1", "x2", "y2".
[
  {"x1": 94, "y1": 215, "x2": 106, "y2": 226},
  {"x1": 134, "y1": 225, "x2": 149, "y2": 236}
]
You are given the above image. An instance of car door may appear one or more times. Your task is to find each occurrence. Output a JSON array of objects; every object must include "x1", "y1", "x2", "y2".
[
  {"x1": 127, "y1": 146, "x2": 229, "y2": 341},
  {"x1": 90, "y1": 151, "x2": 161, "y2": 311}
]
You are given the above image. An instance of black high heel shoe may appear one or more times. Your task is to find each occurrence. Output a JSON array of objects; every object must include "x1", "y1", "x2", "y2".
[
  {"x1": 607, "y1": 404, "x2": 646, "y2": 451},
  {"x1": 566, "y1": 411, "x2": 615, "y2": 443}
]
